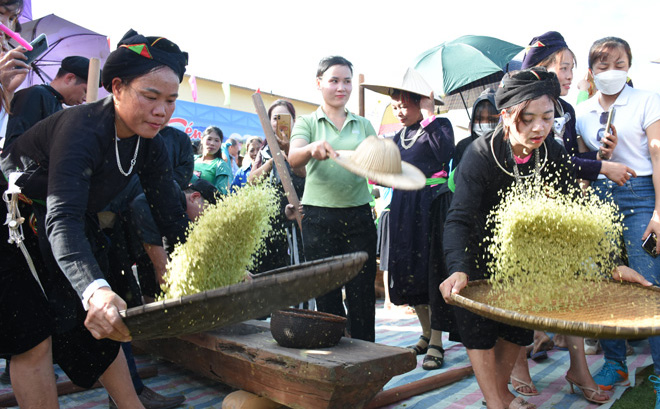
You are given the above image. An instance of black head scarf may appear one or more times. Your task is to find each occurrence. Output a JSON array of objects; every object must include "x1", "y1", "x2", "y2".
[
  {"x1": 495, "y1": 67, "x2": 560, "y2": 111},
  {"x1": 102, "y1": 29, "x2": 188, "y2": 92},
  {"x1": 520, "y1": 31, "x2": 568, "y2": 69}
]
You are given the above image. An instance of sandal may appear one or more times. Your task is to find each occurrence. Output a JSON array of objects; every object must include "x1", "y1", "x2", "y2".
[
  {"x1": 422, "y1": 345, "x2": 444, "y2": 370},
  {"x1": 527, "y1": 333, "x2": 554, "y2": 360},
  {"x1": 406, "y1": 335, "x2": 429, "y2": 355},
  {"x1": 565, "y1": 374, "x2": 610, "y2": 404},
  {"x1": 511, "y1": 375, "x2": 539, "y2": 396},
  {"x1": 528, "y1": 350, "x2": 548, "y2": 361},
  {"x1": 508, "y1": 396, "x2": 536, "y2": 409}
]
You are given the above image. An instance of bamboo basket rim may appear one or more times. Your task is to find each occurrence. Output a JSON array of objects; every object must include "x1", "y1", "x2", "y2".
[
  {"x1": 120, "y1": 252, "x2": 368, "y2": 340},
  {"x1": 450, "y1": 279, "x2": 660, "y2": 338}
]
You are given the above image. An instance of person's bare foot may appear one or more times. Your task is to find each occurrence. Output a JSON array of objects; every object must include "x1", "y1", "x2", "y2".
[
  {"x1": 507, "y1": 396, "x2": 537, "y2": 409},
  {"x1": 511, "y1": 350, "x2": 538, "y2": 396},
  {"x1": 565, "y1": 372, "x2": 610, "y2": 404},
  {"x1": 511, "y1": 375, "x2": 539, "y2": 396},
  {"x1": 533, "y1": 332, "x2": 554, "y2": 352},
  {"x1": 553, "y1": 334, "x2": 568, "y2": 349},
  {"x1": 565, "y1": 370, "x2": 600, "y2": 391},
  {"x1": 527, "y1": 331, "x2": 553, "y2": 360}
]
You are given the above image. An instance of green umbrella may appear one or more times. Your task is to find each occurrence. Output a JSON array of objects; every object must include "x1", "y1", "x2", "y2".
[{"x1": 413, "y1": 35, "x2": 523, "y2": 112}]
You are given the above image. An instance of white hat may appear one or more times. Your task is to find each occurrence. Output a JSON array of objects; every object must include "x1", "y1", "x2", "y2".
[
  {"x1": 362, "y1": 68, "x2": 444, "y2": 105},
  {"x1": 332, "y1": 136, "x2": 426, "y2": 191}
]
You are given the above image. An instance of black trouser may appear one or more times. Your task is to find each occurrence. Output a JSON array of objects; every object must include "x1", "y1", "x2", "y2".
[{"x1": 302, "y1": 204, "x2": 377, "y2": 342}]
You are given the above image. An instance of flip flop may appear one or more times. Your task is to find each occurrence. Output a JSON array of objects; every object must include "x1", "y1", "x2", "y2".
[
  {"x1": 511, "y1": 375, "x2": 539, "y2": 396},
  {"x1": 509, "y1": 396, "x2": 536, "y2": 409},
  {"x1": 529, "y1": 350, "x2": 548, "y2": 361}
]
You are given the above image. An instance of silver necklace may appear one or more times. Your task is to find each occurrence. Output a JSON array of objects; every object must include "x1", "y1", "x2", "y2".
[
  {"x1": 490, "y1": 133, "x2": 547, "y2": 179},
  {"x1": 511, "y1": 147, "x2": 541, "y2": 183},
  {"x1": 400, "y1": 125, "x2": 423, "y2": 150},
  {"x1": 115, "y1": 126, "x2": 140, "y2": 177}
]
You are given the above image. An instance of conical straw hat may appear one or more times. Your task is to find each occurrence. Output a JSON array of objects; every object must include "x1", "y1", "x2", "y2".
[
  {"x1": 362, "y1": 67, "x2": 444, "y2": 105},
  {"x1": 332, "y1": 136, "x2": 426, "y2": 190}
]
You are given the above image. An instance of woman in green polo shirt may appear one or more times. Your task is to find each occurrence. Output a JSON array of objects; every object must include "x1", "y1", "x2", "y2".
[
  {"x1": 193, "y1": 126, "x2": 232, "y2": 195},
  {"x1": 289, "y1": 55, "x2": 378, "y2": 342}
]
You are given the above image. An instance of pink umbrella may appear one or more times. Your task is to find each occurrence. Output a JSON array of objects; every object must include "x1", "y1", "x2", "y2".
[{"x1": 12, "y1": 14, "x2": 110, "y2": 94}]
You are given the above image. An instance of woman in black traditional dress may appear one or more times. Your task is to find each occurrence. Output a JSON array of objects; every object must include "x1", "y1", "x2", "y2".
[
  {"x1": 440, "y1": 67, "x2": 650, "y2": 409},
  {"x1": 1, "y1": 29, "x2": 189, "y2": 408},
  {"x1": 381, "y1": 69, "x2": 454, "y2": 370}
]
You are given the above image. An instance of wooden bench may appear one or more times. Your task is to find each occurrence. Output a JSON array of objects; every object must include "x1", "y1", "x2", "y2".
[{"x1": 135, "y1": 320, "x2": 416, "y2": 409}]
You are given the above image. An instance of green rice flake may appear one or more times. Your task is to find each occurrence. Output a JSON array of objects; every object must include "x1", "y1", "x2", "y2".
[
  {"x1": 161, "y1": 183, "x2": 279, "y2": 299},
  {"x1": 485, "y1": 180, "x2": 623, "y2": 312}
]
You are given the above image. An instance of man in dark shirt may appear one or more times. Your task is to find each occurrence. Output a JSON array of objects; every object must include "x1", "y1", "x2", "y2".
[{"x1": 4, "y1": 55, "x2": 95, "y2": 147}]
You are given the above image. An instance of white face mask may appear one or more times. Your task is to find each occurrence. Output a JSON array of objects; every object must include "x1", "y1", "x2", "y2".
[
  {"x1": 593, "y1": 70, "x2": 628, "y2": 95},
  {"x1": 473, "y1": 122, "x2": 495, "y2": 138}
]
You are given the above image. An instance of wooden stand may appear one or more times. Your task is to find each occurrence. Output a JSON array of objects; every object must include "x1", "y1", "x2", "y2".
[{"x1": 135, "y1": 320, "x2": 416, "y2": 409}]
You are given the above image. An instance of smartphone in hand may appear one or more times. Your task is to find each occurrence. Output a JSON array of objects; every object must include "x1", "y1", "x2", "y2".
[
  {"x1": 602, "y1": 107, "x2": 615, "y2": 148},
  {"x1": 275, "y1": 113, "x2": 292, "y2": 143},
  {"x1": 642, "y1": 233, "x2": 658, "y2": 258},
  {"x1": 20, "y1": 33, "x2": 48, "y2": 66}
]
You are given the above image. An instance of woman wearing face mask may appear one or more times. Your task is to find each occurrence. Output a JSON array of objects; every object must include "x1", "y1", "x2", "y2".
[
  {"x1": 576, "y1": 37, "x2": 660, "y2": 401},
  {"x1": 471, "y1": 93, "x2": 499, "y2": 139},
  {"x1": 447, "y1": 90, "x2": 498, "y2": 194},
  {"x1": 525, "y1": 32, "x2": 636, "y2": 188},
  {"x1": 453, "y1": 88, "x2": 498, "y2": 168}
]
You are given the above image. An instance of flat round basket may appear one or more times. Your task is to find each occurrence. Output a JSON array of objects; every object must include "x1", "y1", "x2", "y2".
[
  {"x1": 451, "y1": 279, "x2": 660, "y2": 338},
  {"x1": 121, "y1": 252, "x2": 367, "y2": 341}
]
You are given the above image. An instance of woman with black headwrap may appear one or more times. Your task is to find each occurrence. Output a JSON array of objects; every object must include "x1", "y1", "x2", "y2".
[
  {"x1": 1, "y1": 29, "x2": 190, "y2": 408},
  {"x1": 505, "y1": 31, "x2": 622, "y2": 405},
  {"x1": 438, "y1": 67, "x2": 651, "y2": 409}
]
